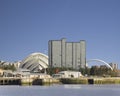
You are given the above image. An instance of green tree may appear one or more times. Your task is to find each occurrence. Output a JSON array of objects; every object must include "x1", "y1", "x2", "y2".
[
  {"x1": 0, "y1": 64, "x2": 16, "y2": 71},
  {"x1": 90, "y1": 66, "x2": 99, "y2": 76},
  {"x1": 79, "y1": 67, "x2": 90, "y2": 76}
]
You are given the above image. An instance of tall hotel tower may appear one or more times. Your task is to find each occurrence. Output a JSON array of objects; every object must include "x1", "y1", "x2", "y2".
[{"x1": 48, "y1": 38, "x2": 86, "y2": 70}]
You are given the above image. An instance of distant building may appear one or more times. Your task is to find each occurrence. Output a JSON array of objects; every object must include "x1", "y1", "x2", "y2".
[
  {"x1": 48, "y1": 38, "x2": 86, "y2": 70},
  {"x1": 109, "y1": 63, "x2": 118, "y2": 70},
  {"x1": 13, "y1": 61, "x2": 21, "y2": 68},
  {"x1": 0, "y1": 60, "x2": 21, "y2": 68},
  {"x1": 0, "y1": 69, "x2": 4, "y2": 77}
]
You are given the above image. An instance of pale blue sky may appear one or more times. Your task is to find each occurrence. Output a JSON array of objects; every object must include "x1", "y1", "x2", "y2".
[{"x1": 0, "y1": 0, "x2": 120, "y2": 67}]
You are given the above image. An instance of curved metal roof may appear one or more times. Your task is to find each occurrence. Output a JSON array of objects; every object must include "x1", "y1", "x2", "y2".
[{"x1": 19, "y1": 52, "x2": 48, "y2": 72}]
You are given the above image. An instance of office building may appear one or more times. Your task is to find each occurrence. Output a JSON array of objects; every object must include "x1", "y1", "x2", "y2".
[{"x1": 48, "y1": 38, "x2": 86, "y2": 70}]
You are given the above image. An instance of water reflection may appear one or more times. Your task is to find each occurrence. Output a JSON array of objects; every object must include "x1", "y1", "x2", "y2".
[
  {"x1": 0, "y1": 85, "x2": 120, "y2": 96},
  {"x1": 64, "y1": 85, "x2": 81, "y2": 89}
]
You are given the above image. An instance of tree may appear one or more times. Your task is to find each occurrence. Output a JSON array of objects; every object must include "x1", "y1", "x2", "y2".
[
  {"x1": 0, "y1": 64, "x2": 16, "y2": 71},
  {"x1": 90, "y1": 66, "x2": 99, "y2": 76},
  {"x1": 79, "y1": 67, "x2": 90, "y2": 76}
]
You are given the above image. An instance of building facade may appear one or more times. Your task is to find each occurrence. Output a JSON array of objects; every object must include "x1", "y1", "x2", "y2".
[
  {"x1": 48, "y1": 38, "x2": 86, "y2": 70},
  {"x1": 109, "y1": 63, "x2": 118, "y2": 70},
  {"x1": 19, "y1": 52, "x2": 48, "y2": 72}
]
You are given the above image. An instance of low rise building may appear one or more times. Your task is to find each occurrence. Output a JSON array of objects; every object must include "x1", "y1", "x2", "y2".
[
  {"x1": 52, "y1": 71, "x2": 83, "y2": 78},
  {"x1": 0, "y1": 69, "x2": 4, "y2": 77}
]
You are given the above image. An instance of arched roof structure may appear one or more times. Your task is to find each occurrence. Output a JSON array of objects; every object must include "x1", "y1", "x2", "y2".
[
  {"x1": 87, "y1": 59, "x2": 113, "y2": 70},
  {"x1": 19, "y1": 52, "x2": 48, "y2": 72}
]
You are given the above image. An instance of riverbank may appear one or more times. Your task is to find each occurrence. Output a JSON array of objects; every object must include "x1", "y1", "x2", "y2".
[
  {"x1": 1, "y1": 77, "x2": 120, "y2": 85},
  {"x1": 60, "y1": 77, "x2": 120, "y2": 84},
  {"x1": 0, "y1": 77, "x2": 60, "y2": 85}
]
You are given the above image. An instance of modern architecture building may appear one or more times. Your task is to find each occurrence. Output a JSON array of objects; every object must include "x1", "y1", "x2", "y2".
[
  {"x1": 48, "y1": 38, "x2": 86, "y2": 70},
  {"x1": 19, "y1": 52, "x2": 48, "y2": 72},
  {"x1": 0, "y1": 52, "x2": 48, "y2": 73}
]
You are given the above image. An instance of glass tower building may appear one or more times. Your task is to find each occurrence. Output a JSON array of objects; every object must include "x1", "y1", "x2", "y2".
[{"x1": 48, "y1": 38, "x2": 86, "y2": 70}]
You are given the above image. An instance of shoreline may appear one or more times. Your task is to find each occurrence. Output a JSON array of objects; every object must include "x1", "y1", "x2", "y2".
[
  {"x1": 1, "y1": 77, "x2": 120, "y2": 85},
  {"x1": 60, "y1": 77, "x2": 120, "y2": 84}
]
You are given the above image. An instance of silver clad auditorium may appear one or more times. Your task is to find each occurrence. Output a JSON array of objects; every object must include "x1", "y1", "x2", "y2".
[{"x1": 49, "y1": 38, "x2": 86, "y2": 70}]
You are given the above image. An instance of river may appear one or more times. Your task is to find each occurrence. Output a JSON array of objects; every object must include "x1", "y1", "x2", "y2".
[{"x1": 0, "y1": 84, "x2": 120, "y2": 96}]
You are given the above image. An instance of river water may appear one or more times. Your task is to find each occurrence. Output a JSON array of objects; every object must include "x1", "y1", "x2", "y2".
[{"x1": 0, "y1": 84, "x2": 120, "y2": 96}]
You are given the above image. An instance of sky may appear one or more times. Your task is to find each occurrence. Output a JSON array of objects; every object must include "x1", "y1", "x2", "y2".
[{"x1": 0, "y1": 0, "x2": 120, "y2": 67}]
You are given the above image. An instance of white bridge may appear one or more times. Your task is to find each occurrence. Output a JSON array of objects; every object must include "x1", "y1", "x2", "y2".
[{"x1": 86, "y1": 59, "x2": 113, "y2": 70}]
